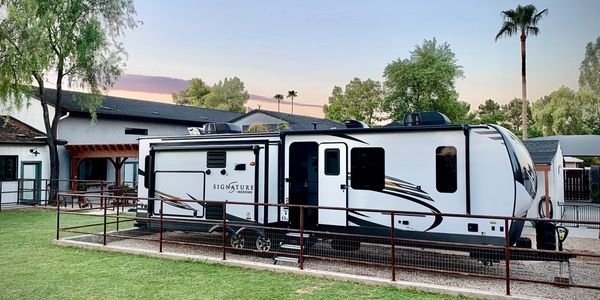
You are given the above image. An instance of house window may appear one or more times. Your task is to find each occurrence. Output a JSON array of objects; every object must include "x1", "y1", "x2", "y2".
[
  {"x1": 351, "y1": 148, "x2": 384, "y2": 190},
  {"x1": 436, "y1": 146, "x2": 457, "y2": 193},
  {"x1": 123, "y1": 161, "x2": 138, "y2": 187},
  {"x1": 324, "y1": 149, "x2": 340, "y2": 175},
  {"x1": 0, "y1": 155, "x2": 18, "y2": 181},
  {"x1": 125, "y1": 128, "x2": 148, "y2": 135},
  {"x1": 207, "y1": 151, "x2": 226, "y2": 168},
  {"x1": 78, "y1": 158, "x2": 108, "y2": 181}
]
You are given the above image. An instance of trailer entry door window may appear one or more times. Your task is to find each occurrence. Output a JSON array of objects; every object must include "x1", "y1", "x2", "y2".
[
  {"x1": 207, "y1": 151, "x2": 226, "y2": 168},
  {"x1": 436, "y1": 146, "x2": 457, "y2": 193},
  {"x1": 324, "y1": 149, "x2": 340, "y2": 175},
  {"x1": 351, "y1": 148, "x2": 384, "y2": 190}
]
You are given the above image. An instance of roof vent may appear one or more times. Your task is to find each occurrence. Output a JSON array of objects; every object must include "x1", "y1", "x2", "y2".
[
  {"x1": 152, "y1": 111, "x2": 160, "y2": 115},
  {"x1": 343, "y1": 120, "x2": 369, "y2": 128},
  {"x1": 403, "y1": 112, "x2": 451, "y2": 126},
  {"x1": 100, "y1": 106, "x2": 113, "y2": 110}
]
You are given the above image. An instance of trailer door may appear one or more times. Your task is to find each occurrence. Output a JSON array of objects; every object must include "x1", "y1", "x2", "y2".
[{"x1": 318, "y1": 143, "x2": 347, "y2": 226}]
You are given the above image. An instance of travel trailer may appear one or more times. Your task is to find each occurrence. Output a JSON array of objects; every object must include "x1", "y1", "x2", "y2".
[{"x1": 135, "y1": 116, "x2": 538, "y2": 253}]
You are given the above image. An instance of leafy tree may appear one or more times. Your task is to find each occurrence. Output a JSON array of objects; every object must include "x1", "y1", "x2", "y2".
[
  {"x1": 287, "y1": 90, "x2": 297, "y2": 114},
  {"x1": 532, "y1": 87, "x2": 600, "y2": 135},
  {"x1": 0, "y1": 0, "x2": 137, "y2": 200},
  {"x1": 474, "y1": 99, "x2": 505, "y2": 124},
  {"x1": 495, "y1": 4, "x2": 548, "y2": 139},
  {"x1": 383, "y1": 38, "x2": 470, "y2": 123},
  {"x1": 202, "y1": 77, "x2": 249, "y2": 113},
  {"x1": 273, "y1": 93, "x2": 284, "y2": 112},
  {"x1": 501, "y1": 98, "x2": 531, "y2": 135},
  {"x1": 579, "y1": 36, "x2": 600, "y2": 94},
  {"x1": 172, "y1": 78, "x2": 210, "y2": 106},
  {"x1": 323, "y1": 78, "x2": 384, "y2": 126}
]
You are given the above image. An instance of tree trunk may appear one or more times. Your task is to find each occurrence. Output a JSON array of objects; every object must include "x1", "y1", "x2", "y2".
[
  {"x1": 35, "y1": 80, "x2": 60, "y2": 204},
  {"x1": 520, "y1": 33, "x2": 528, "y2": 140},
  {"x1": 278, "y1": 100, "x2": 280, "y2": 113},
  {"x1": 291, "y1": 97, "x2": 294, "y2": 115}
]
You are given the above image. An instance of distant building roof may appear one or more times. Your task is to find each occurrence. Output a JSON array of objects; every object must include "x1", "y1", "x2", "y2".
[
  {"x1": 523, "y1": 140, "x2": 559, "y2": 165},
  {"x1": 564, "y1": 156, "x2": 583, "y2": 163},
  {"x1": 528, "y1": 135, "x2": 600, "y2": 157},
  {"x1": 0, "y1": 116, "x2": 47, "y2": 145},
  {"x1": 36, "y1": 88, "x2": 241, "y2": 125},
  {"x1": 230, "y1": 109, "x2": 345, "y2": 130}
]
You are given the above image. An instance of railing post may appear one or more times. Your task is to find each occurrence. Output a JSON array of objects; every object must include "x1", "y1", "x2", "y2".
[
  {"x1": 159, "y1": 199, "x2": 164, "y2": 253},
  {"x1": 390, "y1": 212, "x2": 396, "y2": 281},
  {"x1": 17, "y1": 179, "x2": 20, "y2": 205},
  {"x1": 103, "y1": 196, "x2": 107, "y2": 246},
  {"x1": 56, "y1": 192, "x2": 60, "y2": 240},
  {"x1": 222, "y1": 201, "x2": 227, "y2": 260},
  {"x1": 100, "y1": 184, "x2": 104, "y2": 211},
  {"x1": 116, "y1": 194, "x2": 120, "y2": 232},
  {"x1": 44, "y1": 179, "x2": 48, "y2": 206},
  {"x1": 299, "y1": 206, "x2": 304, "y2": 270},
  {"x1": 504, "y1": 218, "x2": 511, "y2": 296},
  {"x1": 0, "y1": 181, "x2": 3, "y2": 213}
]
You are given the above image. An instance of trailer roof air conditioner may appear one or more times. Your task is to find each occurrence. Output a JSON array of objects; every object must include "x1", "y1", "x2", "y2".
[
  {"x1": 403, "y1": 112, "x2": 451, "y2": 126},
  {"x1": 203, "y1": 123, "x2": 243, "y2": 134}
]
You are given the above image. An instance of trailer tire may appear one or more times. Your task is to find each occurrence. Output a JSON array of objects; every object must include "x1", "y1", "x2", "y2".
[
  {"x1": 255, "y1": 235, "x2": 272, "y2": 252},
  {"x1": 230, "y1": 233, "x2": 245, "y2": 249}
]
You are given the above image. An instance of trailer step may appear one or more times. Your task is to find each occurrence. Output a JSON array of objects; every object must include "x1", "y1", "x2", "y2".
[
  {"x1": 280, "y1": 243, "x2": 301, "y2": 251},
  {"x1": 273, "y1": 255, "x2": 299, "y2": 264},
  {"x1": 286, "y1": 232, "x2": 310, "y2": 238}
]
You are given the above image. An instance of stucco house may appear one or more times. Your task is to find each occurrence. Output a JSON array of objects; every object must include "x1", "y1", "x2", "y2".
[
  {"x1": 230, "y1": 109, "x2": 344, "y2": 131},
  {"x1": 0, "y1": 115, "x2": 53, "y2": 205},
  {"x1": 523, "y1": 140, "x2": 564, "y2": 220},
  {"x1": 2, "y1": 88, "x2": 240, "y2": 192}
]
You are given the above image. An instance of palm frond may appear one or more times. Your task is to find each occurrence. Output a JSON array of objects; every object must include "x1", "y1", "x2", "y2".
[
  {"x1": 525, "y1": 26, "x2": 540, "y2": 36},
  {"x1": 531, "y1": 8, "x2": 549, "y2": 25},
  {"x1": 495, "y1": 21, "x2": 517, "y2": 41}
]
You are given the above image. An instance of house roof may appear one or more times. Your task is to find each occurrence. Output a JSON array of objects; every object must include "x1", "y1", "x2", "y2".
[
  {"x1": 564, "y1": 156, "x2": 583, "y2": 163},
  {"x1": 523, "y1": 140, "x2": 559, "y2": 165},
  {"x1": 230, "y1": 109, "x2": 345, "y2": 130},
  {"x1": 0, "y1": 115, "x2": 47, "y2": 145},
  {"x1": 528, "y1": 135, "x2": 600, "y2": 157},
  {"x1": 36, "y1": 88, "x2": 241, "y2": 125}
]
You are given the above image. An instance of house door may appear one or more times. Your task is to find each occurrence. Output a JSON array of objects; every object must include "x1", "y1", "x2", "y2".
[
  {"x1": 318, "y1": 143, "x2": 347, "y2": 226},
  {"x1": 21, "y1": 161, "x2": 42, "y2": 204}
]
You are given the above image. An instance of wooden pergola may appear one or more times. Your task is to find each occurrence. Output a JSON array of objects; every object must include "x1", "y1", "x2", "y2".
[{"x1": 64, "y1": 143, "x2": 139, "y2": 190}]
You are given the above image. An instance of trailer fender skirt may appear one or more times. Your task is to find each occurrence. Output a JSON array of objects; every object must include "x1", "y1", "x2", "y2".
[
  {"x1": 208, "y1": 224, "x2": 236, "y2": 235},
  {"x1": 235, "y1": 227, "x2": 264, "y2": 237}
]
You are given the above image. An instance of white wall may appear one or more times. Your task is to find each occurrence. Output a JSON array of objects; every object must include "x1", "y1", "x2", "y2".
[
  {"x1": 526, "y1": 145, "x2": 564, "y2": 220},
  {"x1": 57, "y1": 116, "x2": 190, "y2": 144},
  {"x1": 0, "y1": 144, "x2": 50, "y2": 205},
  {"x1": 0, "y1": 97, "x2": 56, "y2": 133}
]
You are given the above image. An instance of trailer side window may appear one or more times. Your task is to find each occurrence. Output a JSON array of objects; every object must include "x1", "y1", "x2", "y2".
[
  {"x1": 324, "y1": 149, "x2": 340, "y2": 175},
  {"x1": 207, "y1": 151, "x2": 226, "y2": 168},
  {"x1": 436, "y1": 146, "x2": 457, "y2": 193},
  {"x1": 351, "y1": 148, "x2": 384, "y2": 190}
]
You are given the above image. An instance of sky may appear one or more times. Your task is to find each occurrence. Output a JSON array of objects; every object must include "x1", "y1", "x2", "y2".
[{"x1": 115, "y1": 1, "x2": 600, "y2": 114}]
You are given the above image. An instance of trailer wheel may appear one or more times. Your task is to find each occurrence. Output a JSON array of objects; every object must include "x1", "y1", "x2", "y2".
[
  {"x1": 230, "y1": 233, "x2": 245, "y2": 249},
  {"x1": 255, "y1": 235, "x2": 272, "y2": 252}
]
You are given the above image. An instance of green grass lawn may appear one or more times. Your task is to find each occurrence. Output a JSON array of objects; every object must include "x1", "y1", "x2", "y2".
[{"x1": 0, "y1": 209, "x2": 464, "y2": 299}]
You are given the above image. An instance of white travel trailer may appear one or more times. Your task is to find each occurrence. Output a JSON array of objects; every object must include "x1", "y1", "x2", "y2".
[{"x1": 135, "y1": 120, "x2": 537, "y2": 252}]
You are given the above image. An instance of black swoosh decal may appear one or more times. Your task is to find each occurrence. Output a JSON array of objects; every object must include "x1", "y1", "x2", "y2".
[
  {"x1": 380, "y1": 190, "x2": 443, "y2": 231},
  {"x1": 329, "y1": 133, "x2": 368, "y2": 144}
]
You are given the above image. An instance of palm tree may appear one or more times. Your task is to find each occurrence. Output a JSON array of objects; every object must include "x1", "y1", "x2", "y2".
[
  {"x1": 495, "y1": 4, "x2": 548, "y2": 140},
  {"x1": 287, "y1": 90, "x2": 298, "y2": 114},
  {"x1": 273, "y1": 94, "x2": 284, "y2": 112}
]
